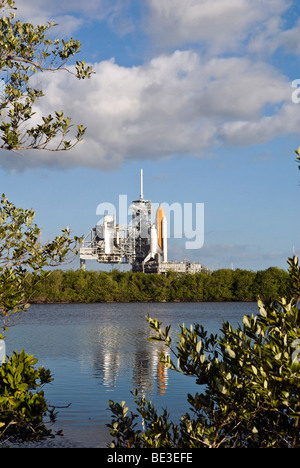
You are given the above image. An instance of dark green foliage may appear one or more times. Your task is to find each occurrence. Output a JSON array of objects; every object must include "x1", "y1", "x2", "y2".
[
  {"x1": 0, "y1": 0, "x2": 93, "y2": 446},
  {"x1": 295, "y1": 147, "x2": 300, "y2": 172},
  {"x1": 0, "y1": 0, "x2": 93, "y2": 153},
  {"x1": 0, "y1": 194, "x2": 81, "y2": 337},
  {"x1": 108, "y1": 256, "x2": 300, "y2": 448},
  {"x1": 0, "y1": 350, "x2": 54, "y2": 445},
  {"x1": 27, "y1": 266, "x2": 289, "y2": 304}
]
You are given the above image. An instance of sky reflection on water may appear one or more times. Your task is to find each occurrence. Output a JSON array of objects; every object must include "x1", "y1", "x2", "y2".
[{"x1": 5, "y1": 301, "x2": 257, "y2": 447}]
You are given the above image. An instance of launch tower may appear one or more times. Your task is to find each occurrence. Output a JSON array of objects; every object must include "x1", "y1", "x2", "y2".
[
  {"x1": 130, "y1": 169, "x2": 152, "y2": 272},
  {"x1": 79, "y1": 170, "x2": 203, "y2": 274}
]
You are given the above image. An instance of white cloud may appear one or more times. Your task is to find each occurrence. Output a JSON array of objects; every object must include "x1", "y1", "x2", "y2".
[
  {"x1": 269, "y1": 18, "x2": 300, "y2": 55},
  {"x1": 146, "y1": 0, "x2": 290, "y2": 54},
  {"x1": 220, "y1": 101, "x2": 300, "y2": 146},
  {"x1": 0, "y1": 0, "x2": 298, "y2": 172},
  {"x1": 0, "y1": 49, "x2": 294, "y2": 171},
  {"x1": 15, "y1": 0, "x2": 295, "y2": 56},
  {"x1": 15, "y1": 0, "x2": 135, "y2": 36}
]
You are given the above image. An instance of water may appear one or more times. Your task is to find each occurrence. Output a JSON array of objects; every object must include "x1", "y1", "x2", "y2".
[{"x1": 4, "y1": 301, "x2": 258, "y2": 448}]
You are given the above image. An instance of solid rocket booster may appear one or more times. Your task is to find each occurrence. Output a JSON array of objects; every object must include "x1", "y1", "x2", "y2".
[
  {"x1": 144, "y1": 205, "x2": 168, "y2": 263},
  {"x1": 156, "y1": 206, "x2": 164, "y2": 250},
  {"x1": 156, "y1": 206, "x2": 167, "y2": 262}
]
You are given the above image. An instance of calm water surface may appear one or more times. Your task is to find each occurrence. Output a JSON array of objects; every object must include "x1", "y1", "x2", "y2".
[{"x1": 5, "y1": 302, "x2": 258, "y2": 448}]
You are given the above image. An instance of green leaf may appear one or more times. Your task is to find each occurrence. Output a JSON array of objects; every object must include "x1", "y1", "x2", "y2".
[
  {"x1": 196, "y1": 340, "x2": 202, "y2": 353},
  {"x1": 226, "y1": 346, "x2": 236, "y2": 359}
]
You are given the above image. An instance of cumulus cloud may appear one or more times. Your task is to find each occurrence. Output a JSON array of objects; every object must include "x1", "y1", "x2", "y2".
[
  {"x1": 15, "y1": 0, "x2": 135, "y2": 36},
  {"x1": 16, "y1": 0, "x2": 297, "y2": 56},
  {"x1": 268, "y1": 18, "x2": 300, "y2": 56},
  {"x1": 146, "y1": 0, "x2": 290, "y2": 54},
  {"x1": 0, "y1": 0, "x2": 299, "y2": 172},
  {"x1": 0, "y1": 49, "x2": 295, "y2": 171},
  {"x1": 220, "y1": 102, "x2": 300, "y2": 146}
]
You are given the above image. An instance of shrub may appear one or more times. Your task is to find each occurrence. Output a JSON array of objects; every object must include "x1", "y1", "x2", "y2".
[
  {"x1": 108, "y1": 256, "x2": 300, "y2": 448},
  {"x1": 0, "y1": 350, "x2": 54, "y2": 445}
]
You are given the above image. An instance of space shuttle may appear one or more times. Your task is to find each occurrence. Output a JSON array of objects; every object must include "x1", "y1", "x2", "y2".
[{"x1": 144, "y1": 204, "x2": 168, "y2": 264}]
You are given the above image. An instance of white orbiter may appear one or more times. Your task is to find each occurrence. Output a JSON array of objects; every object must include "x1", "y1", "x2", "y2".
[{"x1": 144, "y1": 205, "x2": 167, "y2": 263}]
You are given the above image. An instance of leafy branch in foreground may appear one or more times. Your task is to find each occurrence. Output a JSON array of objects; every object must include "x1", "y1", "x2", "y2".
[
  {"x1": 0, "y1": 194, "x2": 82, "y2": 337},
  {"x1": 0, "y1": 194, "x2": 81, "y2": 445},
  {"x1": 295, "y1": 147, "x2": 300, "y2": 176},
  {"x1": 108, "y1": 255, "x2": 300, "y2": 448},
  {"x1": 0, "y1": 0, "x2": 90, "y2": 445},
  {"x1": 0, "y1": 0, "x2": 93, "y2": 153},
  {"x1": 0, "y1": 349, "x2": 54, "y2": 445}
]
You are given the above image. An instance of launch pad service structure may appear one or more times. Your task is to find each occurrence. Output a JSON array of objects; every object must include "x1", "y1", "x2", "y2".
[{"x1": 79, "y1": 170, "x2": 204, "y2": 274}]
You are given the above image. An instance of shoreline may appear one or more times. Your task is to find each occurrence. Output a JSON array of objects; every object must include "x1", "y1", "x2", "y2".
[
  {"x1": 27, "y1": 267, "x2": 289, "y2": 304},
  {"x1": 29, "y1": 298, "x2": 257, "y2": 304}
]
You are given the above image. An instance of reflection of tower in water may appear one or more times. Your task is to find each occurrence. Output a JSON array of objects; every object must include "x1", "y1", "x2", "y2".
[
  {"x1": 152, "y1": 347, "x2": 168, "y2": 395},
  {"x1": 157, "y1": 358, "x2": 168, "y2": 395},
  {"x1": 87, "y1": 321, "x2": 169, "y2": 396},
  {"x1": 88, "y1": 324, "x2": 122, "y2": 389},
  {"x1": 131, "y1": 346, "x2": 169, "y2": 396},
  {"x1": 132, "y1": 349, "x2": 155, "y2": 393},
  {"x1": 102, "y1": 352, "x2": 120, "y2": 388},
  {"x1": 88, "y1": 347, "x2": 121, "y2": 389}
]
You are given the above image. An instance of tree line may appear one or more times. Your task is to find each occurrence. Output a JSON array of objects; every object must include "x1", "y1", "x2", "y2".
[{"x1": 26, "y1": 266, "x2": 290, "y2": 304}]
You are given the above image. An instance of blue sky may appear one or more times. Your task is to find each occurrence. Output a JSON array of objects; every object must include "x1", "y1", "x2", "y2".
[{"x1": 1, "y1": 0, "x2": 300, "y2": 271}]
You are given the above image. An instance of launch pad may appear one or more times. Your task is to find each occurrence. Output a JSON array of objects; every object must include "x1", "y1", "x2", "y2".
[{"x1": 79, "y1": 170, "x2": 204, "y2": 274}]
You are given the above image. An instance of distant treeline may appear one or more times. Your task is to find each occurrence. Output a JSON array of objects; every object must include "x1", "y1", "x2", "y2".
[{"x1": 26, "y1": 267, "x2": 290, "y2": 303}]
